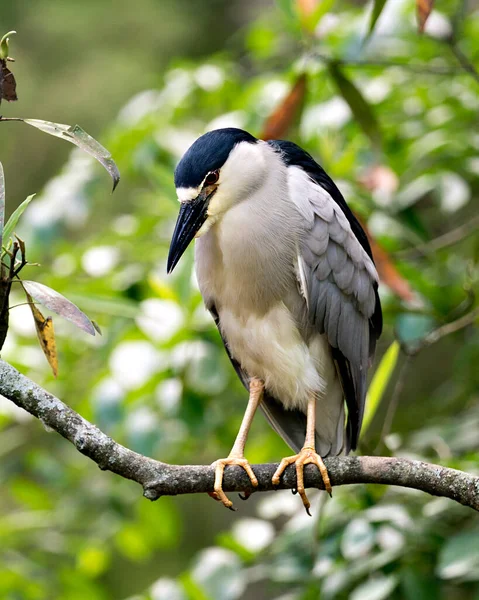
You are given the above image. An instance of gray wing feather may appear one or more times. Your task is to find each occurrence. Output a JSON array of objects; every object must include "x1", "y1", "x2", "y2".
[{"x1": 292, "y1": 170, "x2": 380, "y2": 451}]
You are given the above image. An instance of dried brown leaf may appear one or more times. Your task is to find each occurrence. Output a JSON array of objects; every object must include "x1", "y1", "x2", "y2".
[
  {"x1": 417, "y1": 0, "x2": 435, "y2": 33},
  {"x1": 260, "y1": 74, "x2": 307, "y2": 141},
  {"x1": 26, "y1": 292, "x2": 58, "y2": 377},
  {"x1": 0, "y1": 58, "x2": 17, "y2": 104}
]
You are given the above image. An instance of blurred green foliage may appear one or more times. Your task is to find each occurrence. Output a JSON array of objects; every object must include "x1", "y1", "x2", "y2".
[{"x1": 0, "y1": 0, "x2": 478, "y2": 599}]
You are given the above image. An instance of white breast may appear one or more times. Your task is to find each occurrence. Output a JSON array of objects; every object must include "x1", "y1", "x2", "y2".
[{"x1": 219, "y1": 302, "x2": 326, "y2": 409}]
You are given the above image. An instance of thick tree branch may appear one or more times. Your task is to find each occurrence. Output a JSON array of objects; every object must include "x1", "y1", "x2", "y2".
[{"x1": 0, "y1": 359, "x2": 478, "y2": 511}]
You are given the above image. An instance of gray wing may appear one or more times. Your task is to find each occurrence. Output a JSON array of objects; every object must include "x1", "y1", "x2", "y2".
[{"x1": 290, "y1": 165, "x2": 382, "y2": 451}]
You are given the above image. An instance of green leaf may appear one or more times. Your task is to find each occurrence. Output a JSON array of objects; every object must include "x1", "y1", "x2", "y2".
[
  {"x1": 77, "y1": 546, "x2": 110, "y2": 578},
  {"x1": 0, "y1": 31, "x2": 15, "y2": 60},
  {"x1": 179, "y1": 574, "x2": 210, "y2": 600},
  {"x1": 115, "y1": 524, "x2": 151, "y2": 561},
  {"x1": 0, "y1": 162, "x2": 4, "y2": 249},
  {"x1": 22, "y1": 119, "x2": 120, "y2": 191},
  {"x1": 401, "y1": 567, "x2": 440, "y2": 600},
  {"x1": 3, "y1": 194, "x2": 35, "y2": 244},
  {"x1": 276, "y1": 0, "x2": 302, "y2": 36},
  {"x1": 363, "y1": 341, "x2": 400, "y2": 432},
  {"x1": 216, "y1": 532, "x2": 256, "y2": 562},
  {"x1": 10, "y1": 477, "x2": 54, "y2": 511},
  {"x1": 276, "y1": 0, "x2": 296, "y2": 22},
  {"x1": 22, "y1": 280, "x2": 97, "y2": 336},
  {"x1": 367, "y1": 0, "x2": 388, "y2": 38},
  {"x1": 437, "y1": 532, "x2": 479, "y2": 581},
  {"x1": 138, "y1": 497, "x2": 181, "y2": 549},
  {"x1": 328, "y1": 63, "x2": 381, "y2": 149}
]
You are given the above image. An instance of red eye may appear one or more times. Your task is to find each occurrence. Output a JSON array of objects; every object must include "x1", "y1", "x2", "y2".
[{"x1": 205, "y1": 170, "x2": 219, "y2": 185}]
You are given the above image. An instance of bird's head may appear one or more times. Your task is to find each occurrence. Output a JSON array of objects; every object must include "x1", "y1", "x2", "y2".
[{"x1": 167, "y1": 128, "x2": 266, "y2": 273}]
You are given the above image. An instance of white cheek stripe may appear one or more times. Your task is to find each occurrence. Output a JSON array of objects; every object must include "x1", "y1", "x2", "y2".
[{"x1": 176, "y1": 187, "x2": 200, "y2": 203}]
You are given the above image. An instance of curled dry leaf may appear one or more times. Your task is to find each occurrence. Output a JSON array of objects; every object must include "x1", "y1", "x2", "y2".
[
  {"x1": 0, "y1": 59, "x2": 17, "y2": 104},
  {"x1": 25, "y1": 291, "x2": 58, "y2": 377},
  {"x1": 417, "y1": 0, "x2": 435, "y2": 33},
  {"x1": 22, "y1": 280, "x2": 97, "y2": 336},
  {"x1": 260, "y1": 73, "x2": 307, "y2": 141}
]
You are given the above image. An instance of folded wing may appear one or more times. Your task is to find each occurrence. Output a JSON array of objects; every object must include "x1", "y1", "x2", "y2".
[{"x1": 279, "y1": 142, "x2": 382, "y2": 451}]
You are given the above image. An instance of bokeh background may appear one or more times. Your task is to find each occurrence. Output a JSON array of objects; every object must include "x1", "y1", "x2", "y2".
[{"x1": 1, "y1": 0, "x2": 478, "y2": 599}]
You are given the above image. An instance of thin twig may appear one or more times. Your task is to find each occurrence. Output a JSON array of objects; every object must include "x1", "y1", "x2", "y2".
[
  {"x1": 448, "y1": 40, "x2": 479, "y2": 84},
  {"x1": 9, "y1": 301, "x2": 39, "y2": 310},
  {"x1": 400, "y1": 307, "x2": 479, "y2": 357},
  {"x1": 396, "y1": 214, "x2": 479, "y2": 259},
  {"x1": 0, "y1": 359, "x2": 477, "y2": 511},
  {"x1": 451, "y1": 0, "x2": 467, "y2": 39},
  {"x1": 421, "y1": 307, "x2": 479, "y2": 346},
  {"x1": 12, "y1": 237, "x2": 27, "y2": 278}
]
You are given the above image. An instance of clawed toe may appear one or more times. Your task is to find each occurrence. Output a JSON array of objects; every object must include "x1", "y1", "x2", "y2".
[
  {"x1": 272, "y1": 447, "x2": 332, "y2": 514},
  {"x1": 239, "y1": 490, "x2": 253, "y2": 501},
  {"x1": 210, "y1": 456, "x2": 258, "y2": 510}
]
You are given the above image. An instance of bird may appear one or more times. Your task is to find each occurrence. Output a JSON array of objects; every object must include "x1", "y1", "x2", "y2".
[{"x1": 167, "y1": 128, "x2": 382, "y2": 513}]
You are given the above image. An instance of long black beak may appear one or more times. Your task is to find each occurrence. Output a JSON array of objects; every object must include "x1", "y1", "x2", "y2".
[{"x1": 167, "y1": 191, "x2": 210, "y2": 274}]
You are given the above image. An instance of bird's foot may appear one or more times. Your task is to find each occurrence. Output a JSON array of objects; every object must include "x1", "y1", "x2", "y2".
[
  {"x1": 272, "y1": 447, "x2": 332, "y2": 515},
  {"x1": 209, "y1": 456, "x2": 258, "y2": 510}
]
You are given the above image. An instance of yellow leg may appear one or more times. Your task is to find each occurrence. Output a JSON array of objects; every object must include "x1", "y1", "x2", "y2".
[
  {"x1": 209, "y1": 378, "x2": 263, "y2": 510},
  {"x1": 272, "y1": 392, "x2": 332, "y2": 515}
]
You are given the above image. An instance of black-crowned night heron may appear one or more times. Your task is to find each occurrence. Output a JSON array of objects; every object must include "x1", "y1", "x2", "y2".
[{"x1": 167, "y1": 128, "x2": 382, "y2": 513}]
